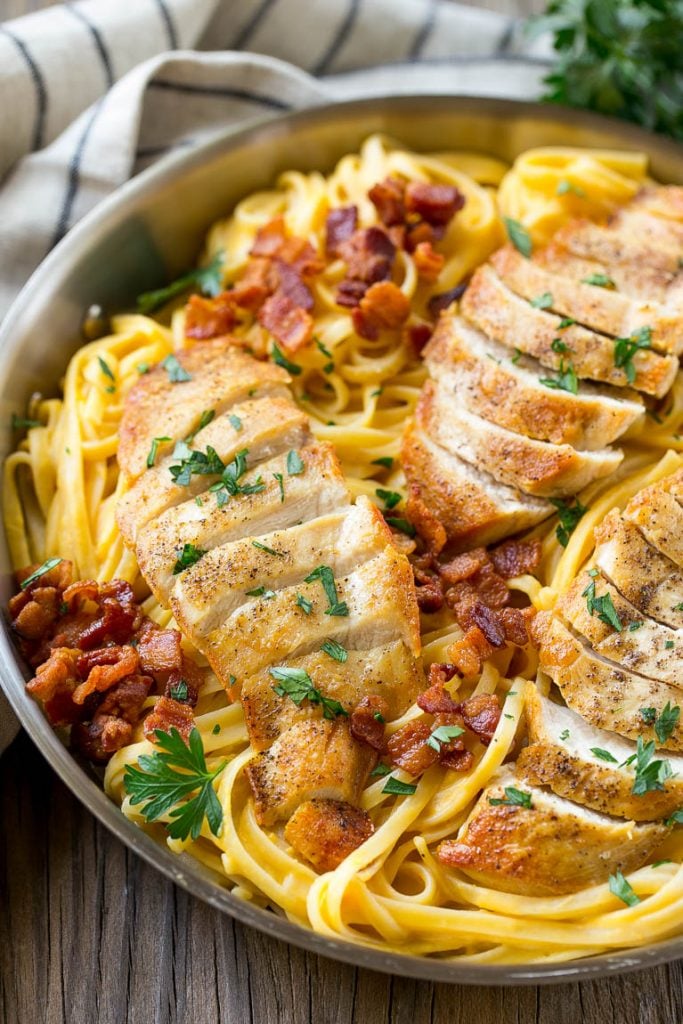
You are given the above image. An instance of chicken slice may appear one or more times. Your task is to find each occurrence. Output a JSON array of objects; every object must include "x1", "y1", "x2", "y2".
[
  {"x1": 613, "y1": 208, "x2": 683, "y2": 254},
  {"x1": 117, "y1": 394, "x2": 310, "y2": 545},
  {"x1": 594, "y1": 509, "x2": 683, "y2": 630},
  {"x1": 416, "y1": 380, "x2": 622, "y2": 498},
  {"x1": 171, "y1": 497, "x2": 390, "y2": 637},
  {"x1": 558, "y1": 569, "x2": 683, "y2": 685},
  {"x1": 424, "y1": 312, "x2": 643, "y2": 450},
  {"x1": 437, "y1": 767, "x2": 666, "y2": 896},
  {"x1": 533, "y1": 612, "x2": 683, "y2": 751},
  {"x1": 246, "y1": 718, "x2": 376, "y2": 826},
  {"x1": 630, "y1": 185, "x2": 683, "y2": 223},
  {"x1": 136, "y1": 441, "x2": 350, "y2": 605},
  {"x1": 554, "y1": 216, "x2": 682, "y2": 275},
  {"x1": 537, "y1": 242, "x2": 683, "y2": 308},
  {"x1": 284, "y1": 798, "x2": 374, "y2": 872},
  {"x1": 118, "y1": 341, "x2": 289, "y2": 482},
  {"x1": 461, "y1": 265, "x2": 677, "y2": 397},
  {"x1": 623, "y1": 470, "x2": 683, "y2": 569},
  {"x1": 518, "y1": 683, "x2": 683, "y2": 822},
  {"x1": 490, "y1": 245, "x2": 683, "y2": 355},
  {"x1": 201, "y1": 544, "x2": 421, "y2": 685},
  {"x1": 240, "y1": 639, "x2": 422, "y2": 751},
  {"x1": 401, "y1": 421, "x2": 552, "y2": 550}
]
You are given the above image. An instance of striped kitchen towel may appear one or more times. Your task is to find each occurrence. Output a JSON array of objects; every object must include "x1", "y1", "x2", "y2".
[{"x1": 0, "y1": 0, "x2": 551, "y2": 751}]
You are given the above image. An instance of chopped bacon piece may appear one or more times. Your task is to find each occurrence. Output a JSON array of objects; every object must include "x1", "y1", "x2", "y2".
[
  {"x1": 490, "y1": 538, "x2": 542, "y2": 579},
  {"x1": 414, "y1": 576, "x2": 444, "y2": 613},
  {"x1": 144, "y1": 695, "x2": 195, "y2": 742},
  {"x1": 72, "y1": 644, "x2": 140, "y2": 705},
  {"x1": 404, "y1": 221, "x2": 446, "y2": 253},
  {"x1": 164, "y1": 653, "x2": 203, "y2": 707},
  {"x1": 11, "y1": 586, "x2": 61, "y2": 640},
  {"x1": 273, "y1": 260, "x2": 314, "y2": 311},
  {"x1": 251, "y1": 217, "x2": 323, "y2": 277},
  {"x1": 499, "y1": 606, "x2": 532, "y2": 647},
  {"x1": 335, "y1": 278, "x2": 368, "y2": 308},
  {"x1": 404, "y1": 323, "x2": 432, "y2": 358},
  {"x1": 61, "y1": 579, "x2": 99, "y2": 608},
  {"x1": 412, "y1": 241, "x2": 445, "y2": 280},
  {"x1": 461, "y1": 694, "x2": 501, "y2": 745},
  {"x1": 350, "y1": 694, "x2": 388, "y2": 751},
  {"x1": 258, "y1": 291, "x2": 314, "y2": 352},
  {"x1": 457, "y1": 599, "x2": 506, "y2": 649},
  {"x1": 325, "y1": 206, "x2": 358, "y2": 256},
  {"x1": 387, "y1": 719, "x2": 439, "y2": 777},
  {"x1": 448, "y1": 626, "x2": 496, "y2": 677},
  {"x1": 230, "y1": 257, "x2": 272, "y2": 311},
  {"x1": 16, "y1": 559, "x2": 72, "y2": 593},
  {"x1": 137, "y1": 623, "x2": 183, "y2": 683},
  {"x1": 284, "y1": 798, "x2": 374, "y2": 872},
  {"x1": 27, "y1": 647, "x2": 80, "y2": 705},
  {"x1": 446, "y1": 562, "x2": 510, "y2": 612},
  {"x1": 427, "y1": 282, "x2": 468, "y2": 317},
  {"x1": 338, "y1": 227, "x2": 396, "y2": 284},
  {"x1": 368, "y1": 177, "x2": 406, "y2": 227},
  {"x1": 353, "y1": 281, "x2": 410, "y2": 340},
  {"x1": 406, "y1": 483, "x2": 447, "y2": 555},
  {"x1": 417, "y1": 677, "x2": 460, "y2": 716},
  {"x1": 405, "y1": 182, "x2": 465, "y2": 226},
  {"x1": 441, "y1": 748, "x2": 474, "y2": 772},
  {"x1": 97, "y1": 674, "x2": 153, "y2": 721},
  {"x1": 77, "y1": 580, "x2": 140, "y2": 650},
  {"x1": 251, "y1": 216, "x2": 287, "y2": 258},
  {"x1": 439, "y1": 548, "x2": 488, "y2": 586},
  {"x1": 72, "y1": 716, "x2": 134, "y2": 763},
  {"x1": 185, "y1": 293, "x2": 237, "y2": 340}
]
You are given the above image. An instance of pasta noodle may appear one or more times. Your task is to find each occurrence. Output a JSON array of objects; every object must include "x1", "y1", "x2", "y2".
[{"x1": 5, "y1": 135, "x2": 683, "y2": 964}]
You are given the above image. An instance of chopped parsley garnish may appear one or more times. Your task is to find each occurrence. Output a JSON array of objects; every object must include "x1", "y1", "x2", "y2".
[
  {"x1": 385, "y1": 517, "x2": 416, "y2": 537},
  {"x1": 97, "y1": 356, "x2": 115, "y2": 382},
  {"x1": 675, "y1": 603, "x2": 683, "y2": 612},
  {"x1": 136, "y1": 362, "x2": 150, "y2": 375},
  {"x1": 376, "y1": 488, "x2": 402, "y2": 510},
  {"x1": 654, "y1": 702, "x2": 680, "y2": 745},
  {"x1": 551, "y1": 336, "x2": 573, "y2": 355},
  {"x1": 614, "y1": 327, "x2": 652, "y2": 385},
  {"x1": 426, "y1": 724, "x2": 465, "y2": 752},
  {"x1": 228, "y1": 414, "x2": 243, "y2": 431},
  {"x1": 373, "y1": 711, "x2": 385, "y2": 723},
  {"x1": 252, "y1": 540, "x2": 284, "y2": 557},
  {"x1": 371, "y1": 388, "x2": 383, "y2": 398},
  {"x1": 273, "y1": 472, "x2": 285, "y2": 503},
  {"x1": 123, "y1": 727, "x2": 227, "y2": 841},
  {"x1": 488, "y1": 786, "x2": 532, "y2": 809},
  {"x1": 665, "y1": 810, "x2": 683, "y2": 828},
  {"x1": 210, "y1": 449, "x2": 266, "y2": 506},
  {"x1": 640, "y1": 707, "x2": 657, "y2": 725},
  {"x1": 557, "y1": 179, "x2": 586, "y2": 198},
  {"x1": 169, "y1": 444, "x2": 224, "y2": 487},
  {"x1": 172, "y1": 543, "x2": 207, "y2": 575},
  {"x1": 609, "y1": 871, "x2": 640, "y2": 907},
  {"x1": 146, "y1": 435, "x2": 172, "y2": 469},
  {"x1": 20, "y1": 557, "x2": 63, "y2": 590},
  {"x1": 382, "y1": 777, "x2": 418, "y2": 796},
  {"x1": 269, "y1": 666, "x2": 348, "y2": 720},
  {"x1": 245, "y1": 586, "x2": 266, "y2": 597},
  {"x1": 582, "y1": 579, "x2": 623, "y2": 632},
  {"x1": 666, "y1": 640, "x2": 675, "y2": 649},
  {"x1": 321, "y1": 639, "x2": 348, "y2": 663},
  {"x1": 503, "y1": 217, "x2": 532, "y2": 257},
  {"x1": 371, "y1": 457, "x2": 394, "y2": 469},
  {"x1": 539, "y1": 358, "x2": 578, "y2": 394},
  {"x1": 531, "y1": 291, "x2": 553, "y2": 309},
  {"x1": 316, "y1": 338, "x2": 333, "y2": 359},
  {"x1": 184, "y1": 409, "x2": 215, "y2": 444},
  {"x1": 511, "y1": 348, "x2": 523, "y2": 365},
  {"x1": 286, "y1": 450, "x2": 305, "y2": 476},
  {"x1": 557, "y1": 317, "x2": 576, "y2": 329},
  {"x1": 590, "y1": 747, "x2": 618, "y2": 763},
  {"x1": 212, "y1": 724, "x2": 221, "y2": 735},
  {"x1": 162, "y1": 353, "x2": 192, "y2": 383},
  {"x1": 631, "y1": 736, "x2": 673, "y2": 796},
  {"x1": 136, "y1": 251, "x2": 224, "y2": 314},
  {"x1": 629, "y1": 621, "x2": 643, "y2": 632},
  {"x1": 11, "y1": 414, "x2": 41, "y2": 430},
  {"x1": 304, "y1": 565, "x2": 348, "y2": 617},
  {"x1": 549, "y1": 497, "x2": 587, "y2": 547},
  {"x1": 582, "y1": 273, "x2": 616, "y2": 289},
  {"x1": 370, "y1": 762, "x2": 392, "y2": 777},
  {"x1": 296, "y1": 593, "x2": 313, "y2": 614},
  {"x1": 271, "y1": 342, "x2": 302, "y2": 376},
  {"x1": 169, "y1": 680, "x2": 189, "y2": 701},
  {"x1": 559, "y1": 729, "x2": 570, "y2": 741}
]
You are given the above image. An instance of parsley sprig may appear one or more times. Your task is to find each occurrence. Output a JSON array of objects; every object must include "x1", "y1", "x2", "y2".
[
  {"x1": 582, "y1": 575, "x2": 623, "y2": 632},
  {"x1": 269, "y1": 666, "x2": 348, "y2": 720},
  {"x1": 123, "y1": 728, "x2": 227, "y2": 841},
  {"x1": 549, "y1": 497, "x2": 587, "y2": 547},
  {"x1": 304, "y1": 565, "x2": 349, "y2": 617},
  {"x1": 614, "y1": 326, "x2": 652, "y2": 385},
  {"x1": 136, "y1": 251, "x2": 225, "y2": 314},
  {"x1": 488, "y1": 786, "x2": 533, "y2": 809},
  {"x1": 540, "y1": 358, "x2": 579, "y2": 394}
]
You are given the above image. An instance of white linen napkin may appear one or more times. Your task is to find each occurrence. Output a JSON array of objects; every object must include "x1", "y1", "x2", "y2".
[{"x1": 0, "y1": 0, "x2": 551, "y2": 752}]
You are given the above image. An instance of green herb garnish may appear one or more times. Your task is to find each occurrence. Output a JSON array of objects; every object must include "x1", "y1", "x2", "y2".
[
  {"x1": 632, "y1": 736, "x2": 673, "y2": 796},
  {"x1": 608, "y1": 870, "x2": 640, "y2": 907},
  {"x1": 531, "y1": 291, "x2": 553, "y2": 309},
  {"x1": 271, "y1": 342, "x2": 302, "y2": 376},
  {"x1": 97, "y1": 356, "x2": 115, "y2": 382},
  {"x1": 286, "y1": 450, "x2": 305, "y2": 476},
  {"x1": 549, "y1": 497, "x2": 588, "y2": 548},
  {"x1": 371, "y1": 457, "x2": 394, "y2": 469},
  {"x1": 304, "y1": 565, "x2": 348, "y2": 616},
  {"x1": 590, "y1": 747, "x2": 618, "y2": 763},
  {"x1": 274, "y1": 472, "x2": 285, "y2": 503},
  {"x1": 169, "y1": 680, "x2": 189, "y2": 701},
  {"x1": 11, "y1": 414, "x2": 41, "y2": 430},
  {"x1": 269, "y1": 666, "x2": 348, "y2": 720},
  {"x1": 539, "y1": 358, "x2": 578, "y2": 394},
  {"x1": 20, "y1": 557, "x2": 63, "y2": 590},
  {"x1": 162, "y1": 354, "x2": 192, "y2": 384},
  {"x1": 582, "y1": 579, "x2": 623, "y2": 631},
  {"x1": 370, "y1": 762, "x2": 392, "y2": 777},
  {"x1": 614, "y1": 327, "x2": 652, "y2": 385},
  {"x1": 382, "y1": 777, "x2": 418, "y2": 796},
  {"x1": 426, "y1": 724, "x2": 465, "y2": 752},
  {"x1": 172, "y1": 543, "x2": 207, "y2": 575},
  {"x1": 655, "y1": 702, "x2": 680, "y2": 745},
  {"x1": 557, "y1": 179, "x2": 586, "y2": 198},
  {"x1": 551, "y1": 336, "x2": 573, "y2": 354},
  {"x1": 136, "y1": 252, "x2": 224, "y2": 314},
  {"x1": 146, "y1": 435, "x2": 172, "y2": 469},
  {"x1": 488, "y1": 786, "x2": 533, "y2": 809},
  {"x1": 252, "y1": 540, "x2": 284, "y2": 557},
  {"x1": 228, "y1": 414, "x2": 242, "y2": 431},
  {"x1": 385, "y1": 517, "x2": 416, "y2": 537},
  {"x1": 321, "y1": 639, "x2": 348, "y2": 663},
  {"x1": 581, "y1": 273, "x2": 616, "y2": 289},
  {"x1": 376, "y1": 488, "x2": 402, "y2": 510},
  {"x1": 504, "y1": 217, "x2": 533, "y2": 257},
  {"x1": 296, "y1": 593, "x2": 313, "y2": 615}
]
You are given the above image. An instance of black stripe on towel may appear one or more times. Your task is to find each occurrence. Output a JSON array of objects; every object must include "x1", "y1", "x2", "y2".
[
  {"x1": 149, "y1": 79, "x2": 291, "y2": 110},
  {"x1": 232, "y1": 0, "x2": 280, "y2": 50},
  {"x1": 65, "y1": 3, "x2": 114, "y2": 87},
  {"x1": 0, "y1": 27, "x2": 48, "y2": 152},
  {"x1": 495, "y1": 18, "x2": 517, "y2": 55},
  {"x1": 154, "y1": 0, "x2": 179, "y2": 49},
  {"x1": 51, "y1": 100, "x2": 103, "y2": 247},
  {"x1": 407, "y1": 0, "x2": 437, "y2": 59},
  {"x1": 312, "y1": 0, "x2": 361, "y2": 76}
]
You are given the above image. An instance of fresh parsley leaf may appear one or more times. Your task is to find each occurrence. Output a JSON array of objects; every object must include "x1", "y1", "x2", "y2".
[
  {"x1": 370, "y1": 762, "x2": 392, "y2": 777},
  {"x1": 629, "y1": 621, "x2": 643, "y2": 632},
  {"x1": 373, "y1": 711, "x2": 385, "y2": 723},
  {"x1": 316, "y1": 338, "x2": 333, "y2": 359},
  {"x1": 184, "y1": 409, "x2": 215, "y2": 444},
  {"x1": 385, "y1": 517, "x2": 416, "y2": 537},
  {"x1": 169, "y1": 444, "x2": 225, "y2": 487},
  {"x1": 323, "y1": 362, "x2": 335, "y2": 374},
  {"x1": 245, "y1": 586, "x2": 266, "y2": 597},
  {"x1": 666, "y1": 640, "x2": 675, "y2": 649},
  {"x1": 271, "y1": 342, "x2": 302, "y2": 376},
  {"x1": 382, "y1": 777, "x2": 418, "y2": 796},
  {"x1": 504, "y1": 217, "x2": 532, "y2": 257},
  {"x1": 136, "y1": 362, "x2": 150, "y2": 375},
  {"x1": 675, "y1": 603, "x2": 683, "y2": 612},
  {"x1": 539, "y1": 358, "x2": 578, "y2": 394},
  {"x1": 11, "y1": 414, "x2": 42, "y2": 430},
  {"x1": 557, "y1": 317, "x2": 576, "y2": 329},
  {"x1": 252, "y1": 540, "x2": 284, "y2": 557},
  {"x1": 591, "y1": 747, "x2": 618, "y2": 763},
  {"x1": 632, "y1": 736, "x2": 673, "y2": 796},
  {"x1": 551, "y1": 336, "x2": 573, "y2": 354},
  {"x1": 426, "y1": 724, "x2": 465, "y2": 752},
  {"x1": 582, "y1": 273, "x2": 616, "y2": 289},
  {"x1": 269, "y1": 666, "x2": 348, "y2": 720},
  {"x1": 655, "y1": 702, "x2": 680, "y2": 745},
  {"x1": 371, "y1": 387, "x2": 383, "y2": 397},
  {"x1": 559, "y1": 729, "x2": 570, "y2": 741},
  {"x1": 488, "y1": 786, "x2": 532, "y2": 809},
  {"x1": 609, "y1": 870, "x2": 640, "y2": 907},
  {"x1": 640, "y1": 707, "x2": 657, "y2": 725},
  {"x1": 511, "y1": 348, "x2": 523, "y2": 364},
  {"x1": 212, "y1": 724, "x2": 221, "y2": 735},
  {"x1": 614, "y1": 327, "x2": 652, "y2": 384},
  {"x1": 549, "y1": 497, "x2": 587, "y2": 547},
  {"x1": 228, "y1": 414, "x2": 243, "y2": 432},
  {"x1": 286, "y1": 450, "x2": 305, "y2": 476},
  {"x1": 376, "y1": 488, "x2": 402, "y2": 510},
  {"x1": 97, "y1": 356, "x2": 115, "y2": 382},
  {"x1": 146, "y1": 435, "x2": 172, "y2": 469},
  {"x1": 557, "y1": 179, "x2": 586, "y2": 198},
  {"x1": 582, "y1": 579, "x2": 623, "y2": 631},
  {"x1": 665, "y1": 810, "x2": 683, "y2": 827},
  {"x1": 321, "y1": 639, "x2": 348, "y2": 663},
  {"x1": 326, "y1": 601, "x2": 349, "y2": 617},
  {"x1": 531, "y1": 291, "x2": 553, "y2": 309},
  {"x1": 123, "y1": 727, "x2": 227, "y2": 841},
  {"x1": 172, "y1": 543, "x2": 207, "y2": 575},
  {"x1": 136, "y1": 252, "x2": 224, "y2": 314},
  {"x1": 169, "y1": 680, "x2": 189, "y2": 701},
  {"x1": 372, "y1": 457, "x2": 394, "y2": 469},
  {"x1": 296, "y1": 593, "x2": 312, "y2": 614},
  {"x1": 304, "y1": 565, "x2": 348, "y2": 616},
  {"x1": 273, "y1": 472, "x2": 285, "y2": 503},
  {"x1": 20, "y1": 557, "x2": 63, "y2": 590},
  {"x1": 209, "y1": 449, "x2": 266, "y2": 505},
  {"x1": 162, "y1": 354, "x2": 192, "y2": 383}
]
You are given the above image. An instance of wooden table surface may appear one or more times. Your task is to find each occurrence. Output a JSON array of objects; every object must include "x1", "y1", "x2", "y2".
[{"x1": 2, "y1": 1, "x2": 683, "y2": 1023}]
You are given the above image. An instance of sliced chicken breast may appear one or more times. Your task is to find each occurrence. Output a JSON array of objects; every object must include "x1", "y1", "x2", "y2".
[
  {"x1": 630, "y1": 185, "x2": 683, "y2": 223},
  {"x1": 555, "y1": 216, "x2": 682, "y2": 275},
  {"x1": 136, "y1": 442, "x2": 350, "y2": 605},
  {"x1": 518, "y1": 683, "x2": 683, "y2": 822},
  {"x1": 284, "y1": 798, "x2": 374, "y2": 872},
  {"x1": 491, "y1": 245, "x2": 683, "y2": 355},
  {"x1": 241, "y1": 640, "x2": 423, "y2": 751},
  {"x1": 623, "y1": 470, "x2": 683, "y2": 569},
  {"x1": 401, "y1": 421, "x2": 552, "y2": 550},
  {"x1": 461, "y1": 265, "x2": 677, "y2": 397},
  {"x1": 118, "y1": 340, "x2": 289, "y2": 481},
  {"x1": 171, "y1": 497, "x2": 390, "y2": 637},
  {"x1": 594, "y1": 509, "x2": 683, "y2": 630},
  {"x1": 424, "y1": 313, "x2": 643, "y2": 450},
  {"x1": 117, "y1": 394, "x2": 310, "y2": 545},
  {"x1": 246, "y1": 718, "x2": 376, "y2": 826},
  {"x1": 537, "y1": 242, "x2": 683, "y2": 308},
  {"x1": 417, "y1": 380, "x2": 622, "y2": 498},
  {"x1": 613, "y1": 208, "x2": 683, "y2": 254},
  {"x1": 201, "y1": 544, "x2": 421, "y2": 685},
  {"x1": 533, "y1": 612, "x2": 683, "y2": 751},
  {"x1": 558, "y1": 569, "x2": 683, "y2": 685}
]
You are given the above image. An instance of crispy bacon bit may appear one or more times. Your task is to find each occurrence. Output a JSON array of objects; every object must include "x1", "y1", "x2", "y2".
[
  {"x1": 335, "y1": 278, "x2": 368, "y2": 308},
  {"x1": 499, "y1": 606, "x2": 533, "y2": 647},
  {"x1": 457, "y1": 599, "x2": 506, "y2": 649},
  {"x1": 417, "y1": 677, "x2": 460, "y2": 716},
  {"x1": 368, "y1": 177, "x2": 406, "y2": 227},
  {"x1": 405, "y1": 182, "x2": 465, "y2": 226},
  {"x1": 251, "y1": 216, "x2": 288, "y2": 258},
  {"x1": 284, "y1": 798, "x2": 374, "y2": 872},
  {"x1": 325, "y1": 205, "x2": 358, "y2": 256},
  {"x1": 441, "y1": 747, "x2": 474, "y2": 772},
  {"x1": 387, "y1": 720, "x2": 439, "y2": 777},
  {"x1": 230, "y1": 257, "x2": 272, "y2": 311},
  {"x1": 338, "y1": 227, "x2": 396, "y2": 284},
  {"x1": 448, "y1": 626, "x2": 496, "y2": 678},
  {"x1": 412, "y1": 241, "x2": 445, "y2": 280},
  {"x1": 427, "y1": 282, "x2": 468, "y2": 318},
  {"x1": 76, "y1": 580, "x2": 141, "y2": 650},
  {"x1": 137, "y1": 624, "x2": 183, "y2": 682},
  {"x1": 16, "y1": 559, "x2": 72, "y2": 593},
  {"x1": 11, "y1": 586, "x2": 61, "y2": 640},
  {"x1": 72, "y1": 644, "x2": 140, "y2": 705},
  {"x1": 439, "y1": 548, "x2": 488, "y2": 586},
  {"x1": 185, "y1": 293, "x2": 237, "y2": 340},
  {"x1": 352, "y1": 281, "x2": 410, "y2": 340},
  {"x1": 26, "y1": 647, "x2": 80, "y2": 706},
  {"x1": 445, "y1": 563, "x2": 510, "y2": 612},
  {"x1": 414, "y1": 576, "x2": 444, "y2": 614},
  {"x1": 258, "y1": 291, "x2": 314, "y2": 352},
  {"x1": 406, "y1": 483, "x2": 447, "y2": 555},
  {"x1": 143, "y1": 695, "x2": 195, "y2": 742},
  {"x1": 490, "y1": 538, "x2": 542, "y2": 579},
  {"x1": 350, "y1": 694, "x2": 388, "y2": 751},
  {"x1": 404, "y1": 323, "x2": 432, "y2": 358},
  {"x1": 274, "y1": 260, "x2": 314, "y2": 311},
  {"x1": 461, "y1": 694, "x2": 501, "y2": 746},
  {"x1": 72, "y1": 675, "x2": 153, "y2": 762}
]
